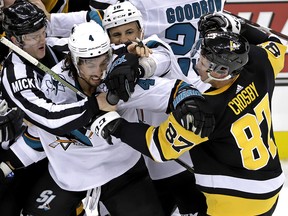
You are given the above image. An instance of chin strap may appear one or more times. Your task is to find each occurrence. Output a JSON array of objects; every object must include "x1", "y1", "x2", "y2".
[{"x1": 204, "y1": 71, "x2": 232, "y2": 83}]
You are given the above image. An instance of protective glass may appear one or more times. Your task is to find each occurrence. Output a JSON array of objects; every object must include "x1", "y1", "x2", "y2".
[
  {"x1": 22, "y1": 27, "x2": 46, "y2": 46},
  {"x1": 78, "y1": 53, "x2": 110, "y2": 80}
]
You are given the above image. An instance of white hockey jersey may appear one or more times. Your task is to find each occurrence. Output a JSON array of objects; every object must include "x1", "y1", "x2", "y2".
[
  {"x1": 13, "y1": 61, "x2": 142, "y2": 191},
  {"x1": 91, "y1": 0, "x2": 225, "y2": 179},
  {"x1": 97, "y1": 0, "x2": 225, "y2": 90},
  {"x1": 117, "y1": 35, "x2": 194, "y2": 179}
]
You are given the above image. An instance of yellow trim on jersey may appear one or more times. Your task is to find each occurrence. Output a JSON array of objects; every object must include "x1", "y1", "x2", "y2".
[
  {"x1": 76, "y1": 202, "x2": 84, "y2": 216},
  {"x1": 274, "y1": 131, "x2": 288, "y2": 159},
  {"x1": 204, "y1": 192, "x2": 279, "y2": 216},
  {"x1": 172, "y1": 80, "x2": 183, "y2": 99},
  {"x1": 146, "y1": 113, "x2": 208, "y2": 161},
  {"x1": 259, "y1": 41, "x2": 287, "y2": 78},
  {"x1": 95, "y1": 9, "x2": 103, "y2": 20},
  {"x1": 63, "y1": 3, "x2": 69, "y2": 13},
  {"x1": 204, "y1": 75, "x2": 239, "y2": 95},
  {"x1": 42, "y1": 0, "x2": 69, "y2": 13},
  {"x1": 23, "y1": 132, "x2": 40, "y2": 141}
]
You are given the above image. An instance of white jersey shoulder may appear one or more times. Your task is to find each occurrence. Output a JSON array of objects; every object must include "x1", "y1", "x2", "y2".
[
  {"x1": 46, "y1": 11, "x2": 88, "y2": 37},
  {"x1": 130, "y1": 0, "x2": 225, "y2": 90}
]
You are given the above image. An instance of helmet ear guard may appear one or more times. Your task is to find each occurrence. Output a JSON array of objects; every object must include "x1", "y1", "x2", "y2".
[{"x1": 207, "y1": 62, "x2": 230, "y2": 75}]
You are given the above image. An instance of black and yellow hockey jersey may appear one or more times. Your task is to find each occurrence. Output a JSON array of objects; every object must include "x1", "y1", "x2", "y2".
[
  {"x1": 115, "y1": 38, "x2": 287, "y2": 216},
  {"x1": 42, "y1": 0, "x2": 69, "y2": 13}
]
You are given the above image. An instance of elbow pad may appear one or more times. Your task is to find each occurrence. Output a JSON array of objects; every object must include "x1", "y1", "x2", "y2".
[{"x1": 138, "y1": 56, "x2": 157, "y2": 78}]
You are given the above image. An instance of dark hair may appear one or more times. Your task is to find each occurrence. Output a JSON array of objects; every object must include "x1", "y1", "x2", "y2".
[{"x1": 62, "y1": 52, "x2": 78, "y2": 79}]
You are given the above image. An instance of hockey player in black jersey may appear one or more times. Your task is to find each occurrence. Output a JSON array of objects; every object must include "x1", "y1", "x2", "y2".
[{"x1": 94, "y1": 12, "x2": 287, "y2": 216}]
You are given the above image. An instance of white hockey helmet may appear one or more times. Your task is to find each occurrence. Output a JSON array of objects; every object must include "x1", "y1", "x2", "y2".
[
  {"x1": 102, "y1": 1, "x2": 143, "y2": 32},
  {"x1": 68, "y1": 21, "x2": 111, "y2": 66}
]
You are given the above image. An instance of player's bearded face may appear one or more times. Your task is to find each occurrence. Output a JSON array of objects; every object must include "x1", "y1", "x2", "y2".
[
  {"x1": 108, "y1": 21, "x2": 142, "y2": 45},
  {"x1": 78, "y1": 54, "x2": 110, "y2": 87}
]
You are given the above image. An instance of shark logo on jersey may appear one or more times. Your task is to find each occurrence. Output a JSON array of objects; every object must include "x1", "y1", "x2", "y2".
[
  {"x1": 108, "y1": 54, "x2": 127, "y2": 73},
  {"x1": 11, "y1": 78, "x2": 36, "y2": 93},
  {"x1": 45, "y1": 75, "x2": 66, "y2": 96}
]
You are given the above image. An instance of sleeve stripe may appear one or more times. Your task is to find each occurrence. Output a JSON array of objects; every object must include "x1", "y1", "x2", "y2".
[{"x1": 146, "y1": 127, "x2": 165, "y2": 162}]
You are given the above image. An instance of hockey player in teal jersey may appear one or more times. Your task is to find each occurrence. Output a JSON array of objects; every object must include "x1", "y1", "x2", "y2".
[{"x1": 94, "y1": 12, "x2": 287, "y2": 216}]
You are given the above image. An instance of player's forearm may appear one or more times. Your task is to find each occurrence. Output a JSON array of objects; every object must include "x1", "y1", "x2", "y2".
[{"x1": 113, "y1": 119, "x2": 154, "y2": 158}]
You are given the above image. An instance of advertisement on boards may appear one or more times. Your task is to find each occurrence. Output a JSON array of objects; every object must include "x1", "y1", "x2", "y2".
[{"x1": 224, "y1": 0, "x2": 288, "y2": 73}]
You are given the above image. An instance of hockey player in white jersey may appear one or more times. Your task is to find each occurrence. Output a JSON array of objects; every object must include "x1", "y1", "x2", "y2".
[
  {"x1": 102, "y1": 2, "x2": 207, "y2": 215},
  {"x1": 91, "y1": 0, "x2": 225, "y2": 88},
  {"x1": 8, "y1": 21, "x2": 165, "y2": 216}
]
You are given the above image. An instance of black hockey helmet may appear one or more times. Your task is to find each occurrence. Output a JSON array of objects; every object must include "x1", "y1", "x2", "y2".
[
  {"x1": 201, "y1": 31, "x2": 250, "y2": 77},
  {"x1": 2, "y1": 0, "x2": 46, "y2": 37}
]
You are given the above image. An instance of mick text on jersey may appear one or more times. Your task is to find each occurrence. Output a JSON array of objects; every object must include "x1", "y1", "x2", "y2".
[{"x1": 11, "y1": 78, "x2": 36, "y2": 93}]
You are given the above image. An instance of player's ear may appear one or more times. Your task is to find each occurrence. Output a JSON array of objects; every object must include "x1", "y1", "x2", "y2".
[
  {"x1": 10, "y1": 36, "x2": 21, "y2": 47},
  {"x1": 10, "y1": 36, "x2": 18, "y2": 44}
]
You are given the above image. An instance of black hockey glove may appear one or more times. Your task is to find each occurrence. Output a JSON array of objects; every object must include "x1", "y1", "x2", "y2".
[
  {"x1": 105, "y1": 53, "x2": 140, "y2": 105},
  {"x1": 198, "y1": 12, "x2": 242, "y2": 37},
  {"x1": 90, "y1": 111, "x2": 123, "y2": 145},
  {"x1": 170, "y1": 81, "x2": 215, "y2": 138},
  {"x1": 0, "y1": 100, "x2": 24, "y2": 143}
]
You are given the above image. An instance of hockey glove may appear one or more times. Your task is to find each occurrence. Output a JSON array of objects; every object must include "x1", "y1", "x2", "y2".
[
  {"x1": 90, "y1": 111, "x2": 122, "y2": 145},
  {"x1": 170, "y1": 81, "x2": 215, "y2": 138},
  {"x1": 105, "y1": 53, "x2": 140, "y2": 105},
  {"x1": 0, "y1": 100, "x2": 24, "y2": 143},
  {"x1": 198, "y1": 12, "x2": 242, "y2": 37}
]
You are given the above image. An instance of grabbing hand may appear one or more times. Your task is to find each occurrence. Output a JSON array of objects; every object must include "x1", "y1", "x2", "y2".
[
  {"x1": 0, "y1": 100, "x2": 24, "y2": 143},
  {"x1": 170, "y1": 81, "x2": 215, "y2": 138},
  {"x1": 105, "y1": 53, "x2": 140, "y2": 105},
  {"x1": 96, "y1": 93, "x2": 116, "y2": 112},
  {"x1": 90, "y1": 111, "x2": 122, "y2": 144},
  {"x1": 127, "y1": 39, "x2": 152, "y2": 58},
  {"x1": 198, "y1": 12, "x2": 242, "y2": 37}
]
